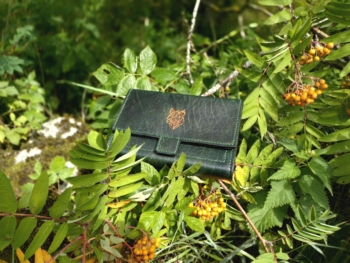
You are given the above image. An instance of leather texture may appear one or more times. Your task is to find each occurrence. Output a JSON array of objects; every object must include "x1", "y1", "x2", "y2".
[{"x1": 111, "y1": 89, "x2": 243, "y2": 179}]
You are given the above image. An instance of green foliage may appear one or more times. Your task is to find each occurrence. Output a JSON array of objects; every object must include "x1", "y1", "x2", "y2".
[
  {"x1": 1, "y1": 0, "x2": 350, "y2": 262},
  {"x1": 0, "y1": 72, "x2": 47, "y2": 145}
]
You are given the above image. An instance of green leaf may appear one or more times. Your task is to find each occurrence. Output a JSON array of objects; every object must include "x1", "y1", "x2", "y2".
[
  {"x1": 49, "y1": 156, "x2": 65, "y2": 172},
  {"x1": 5, "y1": 129, "x2": 20, "y2": 145},
  {"x1": 0, "y1": 171, "x2": 17, "y2": 213},
  {"x1": 242, "y1": 115, "x2": 258, "y2": 131},
  {"x1": 70, "y1": 158, "x2": 109, "y2": 170},
  {"x1": 109, "y1": 181, "x2": 143, "y2": 198},
  {"x1": 109, "y1": 172, "x2": 146, "y2": 187},
  {"x1": 291, "y1": 17, "x2": 312, "y2": 47},
  {"x1": 141, "y1": 162, "x2": 161, "y2": 186},
  {"x1": 136, "y1": 76, "x2": 152, "y2": 91},
  {"x1": 332, "y1": 161, "x2": 350, "y2": 177},
  {"x1": 123, "y1": 48, "x2": 138, "y2": 73},
  {"x1": 236, "y1": 139, "x2": 247, "y2": 164},
  {"x1": 184, "y1": 215, "x2": 205, "y2": 232},
  {"x1": 139, "y1": 46, "x2": 157, "y2": 75},
  {"x1": 24, "y1": 220, "x2": 54, "y2": 260},
  {"x1": 76, "y1": 142, "x2": 105, "y2": 155},
  {"x1": 93, "y1": 63, "x2": 124, "y2": 87},
  {"x1": 246, "y1": 140, "x2": 261, "y2": 164},
  {"x1": 298, "y1": 175, "x2": 329, "y2": 209},
  {"x1": 168, "y1": 153, "x2": 186, "y2": 179},
  {"x1": 277, "y1": 111, "x2": 304, "y2": 126},
  {"x1": 340, "y1": 61, "x2": 350, "y2": 78},
  {"x1": 258, "y1": 109, "x2": 267, "y2": 139},
  {"x1": 268, "y1": 160, "x2": 301, "y2": 180},
  {"x1": 265, "y1": 180, "x2": 295, "y2": 208},
  {"x1": 273, "y1": 54, "x2": 292, "y2": 73},
  {"x1": 137, "y1": 211, "x2": 158, "y2": 231},
  {"x1": 11, "y1": 217, "x2": 37, "y2": 250},
  {"x1": 151, "y1": 68, "x2": 177, "y2": 83},
  {"x1": 248, "y1": 191, "x2": 287, "y2": 233},
  {"x1": 66, "y1": 173, "x2": 108, "y2": 188},
  {"x1": 326, "y1": 3, "x2": 350, "y2": 17},
  {"x1": 319, "y1": 127, "x2": 350, "y2": 142},
  {"x1": 259, "y1": 0, "x2": 292, "y2": 5},
  {"x1": 87, "y1": 131, "x2": 106, "y2": 151},
  {"x1": 49, "y1": 188, "x2": 72, "y2": 218},
  {"x1": 308, "y1": 157, "x2": 332, "y2": 194},
  {"x1": 244, "y1": 50, "x2": 265, "y2": 68},
  {"x1": 18, "y1": 183, "x2": 34, "y2": 209},
  {"x1": 316, "y1": 140, "x2": 350, "y2": 155},
  {"x1": 48, "y1": 222, "x2": 68, "y2": 254},
  {"x1": 116, "y1": 74, "x2": 136, "y2": 97},
  {"x1": 70, "y1": 148, "x2": 107, "y2": 162},
  {"x1": 323, "y1": 30, "x2": 350, "y2": 44},
  {"x1": 325, "y1": 44, "x2": 350, "y2": 60},
  {"x1": 265, "y1": 9, "x2": 292, "y2": 25},
  {"x1": 107, "y1": 128, "x2": 131, "y2": 157},
  {"x1": 29, "y1": 172, "x2": 49, "y2": 215},
  {"x1": 293, "y1": 35, "x2": 312, "y2": 54},
  {"x1": 190, "y1": 76, "x2": 203, "y2": 96},
  {"x1": 0, "y1": 216, "x2": 16, "y2": 251},
  {"x1": 325, "y1": 11, "x2": 350, "y2": 26}
]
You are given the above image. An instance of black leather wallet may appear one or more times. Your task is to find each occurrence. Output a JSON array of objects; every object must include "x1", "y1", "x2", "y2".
[{"x1": 110, "y1": 89, "x2": 242, "y2": 179}]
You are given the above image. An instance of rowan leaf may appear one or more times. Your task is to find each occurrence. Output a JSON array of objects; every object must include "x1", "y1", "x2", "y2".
[
  {"x1": 0, "y1": 216, "x2": 16, "y2": 251},
  {"x1": 49, "y1": 188, "x2": 73, "y2": 218},
  {"x1": 29, "y1": 172, "x2": 49, "y2": 215},
  {"x1": 298, "y1": 174, "x2": 329, "y2": 209},
  {"x1": 24, "y1": 221, "x2": 55, "y2": 260},
  {"x1": 12, "y1": 217, "x2": 37, "y2": 249},
  {"x1": 48, "y1": 222, "x2": 68, "y2": 254},
  {"x1": 0, "y1": 170, "x2": 17, "y2": 213}
]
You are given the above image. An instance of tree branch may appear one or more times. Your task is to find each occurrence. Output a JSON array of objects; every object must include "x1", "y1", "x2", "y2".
[
  {"x1": 217, "y1": 179, "x2": 271, "y2": 255},
  {"x1": 186, "y1": 0, "x2": 201, "y2": 86},
  {"x1": 202, "y1": 60, "x2": 252, "y2": 96}
]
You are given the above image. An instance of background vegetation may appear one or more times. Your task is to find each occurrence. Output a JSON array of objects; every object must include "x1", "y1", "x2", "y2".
[{"x1": 1, "y1": 0, "x2": 350, "y2": 262}]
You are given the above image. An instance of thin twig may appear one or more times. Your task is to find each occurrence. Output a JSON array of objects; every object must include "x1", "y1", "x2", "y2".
[
  {"x1": 186, "y1": 0, "x2": 201, "y2": 86},
  {"x1": 216, "y1": 179, "x2": 270, "y2": 254},
  {"x1": 238, "y1": 14, "x2": 246, "y2": 38},
  {"x1": 202, "y1": 60, "x2": 252, "y2": 96}
]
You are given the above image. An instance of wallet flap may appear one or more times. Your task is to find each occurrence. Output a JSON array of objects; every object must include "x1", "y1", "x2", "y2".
[
  {"x1": 112, "y1": 90, "x2": 243, "y2": 149},
  {"x1": 156, "y1": 136, "x2": 180, "y2": 156}
]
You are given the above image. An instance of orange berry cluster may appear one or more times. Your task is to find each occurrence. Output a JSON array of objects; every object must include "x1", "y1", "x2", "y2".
[
  {"x1": 133, "y1": 236, "x2": 160, "y2": 262},
  {"x1": 189, "y1": 196, "x2": 226, "y2": 221},
  {"x1": 299, "y1": 42, "x2": 334, "y2": 65},
  {"x1": 283, "y1": 79, "x2": 328, "y2": 107},
  {"x1": 340, "y1": 77, "x2": 350, "y2": 89}
]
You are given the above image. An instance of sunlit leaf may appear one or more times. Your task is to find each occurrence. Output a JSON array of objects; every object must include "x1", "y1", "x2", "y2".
[
  {"x1": 29, "y1": 172, "x2": 49, "y2": 215},
  {"x1": 24, "y1": 221, "x2": 55, "y2": 260},
  {"x1": 12, "y1": 217, "x2": 37, "y2": 249},
  {"x1": 0, "y1": 170, "x2": 17, "y2": 213}
]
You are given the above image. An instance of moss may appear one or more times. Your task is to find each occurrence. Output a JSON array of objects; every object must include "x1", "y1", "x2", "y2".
[
  {"x1": 0, "y1": 116, "x2": 90, "y2": 196},
  {"x1": 0, "y1": 116, "x2": 90, "y2": 262}
]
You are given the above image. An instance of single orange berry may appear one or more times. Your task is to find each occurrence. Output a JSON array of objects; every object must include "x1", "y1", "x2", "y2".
[
  {"x1": 326, "y1": 42, "x2": 334, "y2": 49},
  {"x1": 309, "y1": 48, "x2": 316, "y2": 55},
  {"x1": 323, "y1": 47, "x2": 331, "y2": 55},
  {"x1": 313, "y1": 56, "x2": 320, "y2": 62}
]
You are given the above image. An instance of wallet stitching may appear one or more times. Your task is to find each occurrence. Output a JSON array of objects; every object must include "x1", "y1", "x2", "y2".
[
  {"x1": 124, "y1": 144, "x2": 230, "y2": 163},
  {"x1": 156, "y1": 137, "x2": 179, "y2": 155},
  {"x1": 113, "y1": 90, "x2": 243, "y2": 147}
]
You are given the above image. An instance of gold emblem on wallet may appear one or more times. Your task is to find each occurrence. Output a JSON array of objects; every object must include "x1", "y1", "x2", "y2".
[{"x1": 166, "y1": 108, "x2": 186, "y2": 130}]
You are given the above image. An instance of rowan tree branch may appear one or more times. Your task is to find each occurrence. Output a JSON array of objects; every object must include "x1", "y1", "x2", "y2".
[
  {"x1": 217, "y1": 179, "x2": 271, "y2": 255},
  {"x1": 202, "y1": 60, "x2": 252, "y2": 97},
  {"x1": 186, "y1": 0, "x2": 201, "y2": 86}
]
